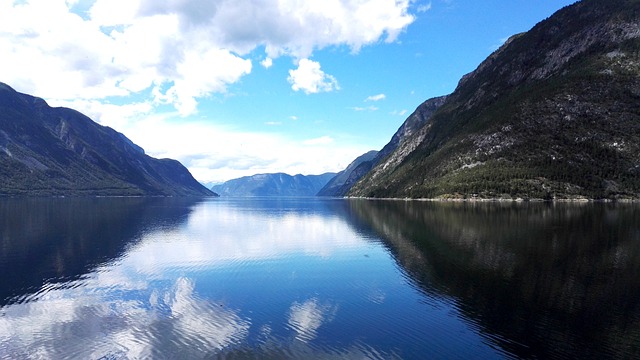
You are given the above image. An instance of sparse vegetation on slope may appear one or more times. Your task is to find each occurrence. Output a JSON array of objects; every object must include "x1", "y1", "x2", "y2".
[
  {"x1": 0, "y1": 83, "x2": 215, "y2": 196},
  {"x1": 349, "y1": 0, "x2": 640, "y2": 200}
]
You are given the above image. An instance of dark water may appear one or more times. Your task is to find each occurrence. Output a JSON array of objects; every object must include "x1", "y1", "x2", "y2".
[{"x1": 1, "y1": 198, "x2": 639, "y2": 359}]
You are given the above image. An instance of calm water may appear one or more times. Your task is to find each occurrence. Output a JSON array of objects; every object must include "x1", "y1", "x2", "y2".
[{"x1": 1, "y1": 198, "x2": 639, "y2": 359}]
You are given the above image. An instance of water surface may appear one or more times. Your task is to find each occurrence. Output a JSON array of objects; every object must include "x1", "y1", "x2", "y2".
[{"x1": 1, "y1": 198, "x2": 639, "y2": 359}]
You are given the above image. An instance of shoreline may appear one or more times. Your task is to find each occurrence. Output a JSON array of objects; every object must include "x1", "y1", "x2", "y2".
[{"x1": 345, "y1": 196, "x2": 640, "y2": 203}]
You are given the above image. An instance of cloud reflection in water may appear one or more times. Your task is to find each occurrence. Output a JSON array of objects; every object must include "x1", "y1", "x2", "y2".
[
  {"x1": 0, "y1": 199, "x2": 386, "y2": 358},
  {"x1": 0, "y1": 276, "x2": 249, "y2": 359},
  {"x1": 287, "y1": 298, "x2": 338, "y2": 342}
]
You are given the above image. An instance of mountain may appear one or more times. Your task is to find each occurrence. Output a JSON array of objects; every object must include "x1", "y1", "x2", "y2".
[
  {"x1": 317, "y1": 150, "x2": 378, "y2": 196},
  {"x1": 319, "y1": 96, "x2": 447, "y2": 197},
  {"x1": 350, "y1": 0, "x2": 640, "y2": 200},
  {"x1": 211, "y1": 172, "x2": 336, "y2": 197},
  {"x1": 0, "y1": 82, "x2": 216, "y2": 197}
]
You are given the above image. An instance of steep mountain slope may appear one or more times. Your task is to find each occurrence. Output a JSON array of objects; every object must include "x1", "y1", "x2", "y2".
[
  {"x1": 0, "y1": 83, "x2": 215, "y2": 196},
  {"x1": 319, "y1": 95, "x2": 446, "y2": 197},
  {"x1": 317, "y1": 150, "x2": 378, "y2": 196},
  {"x1": 212, "y1": 172, "x2": 336, "y2": 197},
  {"x1": 350, "y1": 0, "x2": 640, "y2": 200}
]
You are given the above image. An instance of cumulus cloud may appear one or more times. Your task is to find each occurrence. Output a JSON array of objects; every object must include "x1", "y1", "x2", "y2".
[
  {"x1": 0, "y1": 0, "x2": 415, "y2": 181},
  {"x1": 365, "y1": 93, "x2": 386, "y2": 102},
  {"x1": 0, "y1": 0, "x2": 414, "y2": 114},
  {"x1": 288, "y1": 59, "x2": 339, "y2": 94},
  {"x1": 260, "y1": 57, "x2": 274, "y2": 69},
  {"x1": 154, "y1": 48, "x2": 252, "y2": 115},
  {"x1": 0, "y1": 0, "x2": 124, "y2": 99}
]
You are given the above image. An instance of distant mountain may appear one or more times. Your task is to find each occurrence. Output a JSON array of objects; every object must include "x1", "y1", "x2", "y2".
[
  {"x1": 350, "y1": 0, "x2": 640, "y2": 200},
  {"x1": 319, "y1": 96, "x2": 447, "y2": 197},
  {"x1": 212, "y1": 172, "x2": 336, "y2": 197},
  {"x1": 317, "y1": 150, "x2": 378, "y2": 196},
  {"x1": 0, "y1": 82, "x2": 216, "y2": 196}
]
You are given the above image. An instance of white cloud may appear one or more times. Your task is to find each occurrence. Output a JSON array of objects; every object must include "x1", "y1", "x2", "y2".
[
  {"x1": 0, "y1": 0, "x2": 414, "y2": 114},
  {"x1": 352, "y1": 106, "x2": 379, "y2": 111},
  {"x1": 0, "y1": 0, "x2": 125, "y2": 99},
  {"x1": 102, "y1": 113, "x2": 365, "y2": 183},
  {"x1": 365, "y1": 93, "x2": 386, "y2": 102},
  {"x1": 260, "y1": 57, "x2": 274, "y2": 69},
  {"x1": 288, "y1": 59, "x2": 339, "y2": 94},
  {"x1": 0, "y1": 0, "x2": 414, "y2": 180},
  {"x1": 49, "y1": 99, "x2": 154, "y2": 131},
  {"x1": 157, "y1": 48, "x2": 252, "y2": 115},
  {"x1": 417, "y1": 2, "x2": 433, "y2": 13},
  {"x1": 89, "y1": 0, "x2": 139, "y2": 26},
  {"x1": 391, "y1": 109, "x2": 408, "y2": 116}
]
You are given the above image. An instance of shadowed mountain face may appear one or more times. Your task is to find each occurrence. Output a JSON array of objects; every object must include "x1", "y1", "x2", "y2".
[
  {"x1": 350, "y1": 0, "x2": 640, "y2": 199},
  {"x1": 0, "y1": 83, "x2": 215, "y2": 196},
  {"x1": 319, "y1": 96, "x2": 447, "y2": 197},
  {"x1": 348, "y1": 199, "x2": 640, "y2": 359},
  {"x1": 212, "y1": 172, "x2": 336, "y2": 197},
  {"x1": 0, "y1": 197, "x2": 202, "y2": 305},
  {"x1": 316, "y1": 150, "x2": 378, "y2": 197}
]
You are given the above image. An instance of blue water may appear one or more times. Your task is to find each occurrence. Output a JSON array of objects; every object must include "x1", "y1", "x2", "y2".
[{"x1": 1, "y1": 197, "x2": 639, "y2": 359}]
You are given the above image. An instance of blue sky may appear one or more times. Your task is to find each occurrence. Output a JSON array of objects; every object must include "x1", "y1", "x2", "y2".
[{"x1": 0, "y1": 0, "x2": 577, "y2": 184}]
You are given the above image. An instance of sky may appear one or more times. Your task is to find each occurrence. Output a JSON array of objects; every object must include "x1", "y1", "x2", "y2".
[{"x1": 0, "y1": 0, "x2": 577, "y2": 185}]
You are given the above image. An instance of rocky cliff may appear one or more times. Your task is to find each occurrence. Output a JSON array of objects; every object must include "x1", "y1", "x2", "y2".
[
  {"x1": 350, "y1": 0, "x2": 640, "y2": 200},
  {"x1": 320, "y1": 96, "x2": 446, "y2": 197},
  {"x1": 0, "y1": 83, "x2": 216, "y2": 196}
]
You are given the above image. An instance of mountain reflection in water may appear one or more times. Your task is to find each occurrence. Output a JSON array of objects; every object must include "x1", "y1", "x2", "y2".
[
  {"x1": 0, "y1": 197, "x2": 202, "y2": 306},
  {"x1": 348, "y1": 199, "x2": 640, "y2": 359},
  {"x1": 1, "y1": 198, "x2": 639, "y2": 359}
]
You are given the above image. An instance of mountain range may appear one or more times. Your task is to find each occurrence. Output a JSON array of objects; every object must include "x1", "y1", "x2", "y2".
[
  {"x1": 211, "y1": 172, "x2": 336, "y2": 197},
  {"x1": 0, "y1": 83, "x2": 215, "y2": 197},
  {"x1": 2, "y1": 0, "x2": 638, "y2": 200},
  {"x1": 340, "y1": 0, "x2": 640, "y2": 200}
]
